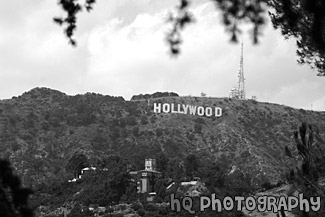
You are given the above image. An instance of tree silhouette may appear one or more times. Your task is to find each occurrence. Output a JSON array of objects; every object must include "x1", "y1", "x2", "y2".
[
  {"x1": 54, "y1": 0, "x2": 96, "y2": 46},
  {"x1": 285, "y1": 122, "x2": 325, "y2": 216},
  {"x1": 0, "y1": 159, "x2": 34, "y2": 217},
  {"x1": 269, "y1": 0, "x2": 325, "y2": 76},
  {"x1": 285, "y1": 123, "x2": 324, "y2": 184},
  {"x1": 184, "y1": 154, "x2": 199, "y2": 178}
]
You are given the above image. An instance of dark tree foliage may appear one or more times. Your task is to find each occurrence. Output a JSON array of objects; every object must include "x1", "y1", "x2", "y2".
[
  {"x1": 184, "y1": 154, "x2": 199, "y2": 178},
  {"x1": 285, "y1": 122, "x2": 325, "y2": 216},
  {"x1": 165, "y1": 0, "x2": 195, "y2": 55},
  {"x1": 54, "y1": 0, "x2": 96, "y2": 46},
  {"x1": 167, "y1": 0, "x2": 267, "y2": 55},
  {"x1": 0, "y1": 159, "x2": 34, "y2": 217},
  {"x1": 224, "y1": 170, "x2": 254, "y2": 196},
  {"x1": 130, "y1": 92, "x2": 179, "y2": 101},
  {"x1": 268, "y1": 0, "x2": 325, "y2": 76},
  {"x1": 77, "y1": 155, "x2": 135, "y2": 206},
  {"x1": 66, "y1": 153, "x2": 88, "y2": 178},
  {"x1": 154, "y1": 179, "x2": 168, "y2": 201},
  {"x1": 54, "y1": 0, "x2": 325, "y2": 75},
  {"x1": 285, "y1": 122, "x2": 325, "y2": 185},
  {"x1": 166, "y1": 158, "x2": 185, "y2": 182},
  {"x1": 155, "y1": 152, "x2": 169, "y2": 177},
  {"x1": 169, "y1": 0, "x2": 325, "y2": 75},
  {"x1": 198, "y1": 158, "x2": 228, "y2": 190}
]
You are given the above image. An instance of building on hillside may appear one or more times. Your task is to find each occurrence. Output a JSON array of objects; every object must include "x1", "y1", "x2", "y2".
[
  {"x1": 181, "y1": 180, "x2": 198, "y2": 186},
  {"x1": 79, "y1": 166, "x2": 97, "y2": 178},
  {"x1": 165, "y1": 177, "x2": 207, "y2": 197},
  {"x1": 68, "y1": 167, "x2": 97, "y2": 182},
  {"x1": 180, "y1": 177, "x2": 201, "y2": 186},
  {"x1": 68, "y1": 166, "x2": 108, "y2": 182},
  {"x1": 129, "y1": 158, "x2": 162, "y2": 193}
]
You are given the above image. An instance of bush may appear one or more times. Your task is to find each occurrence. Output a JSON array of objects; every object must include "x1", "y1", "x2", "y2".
[
  {"x1": 133, "y1": 127, "x2": 140, "y2": 137},
  {"x1": 156, "y1": 128, "x2": 163, "y2": 137},
  {"x1": 143, "y1": 203, "x2": 158, "y2": 212},
  {"x1": 194, "y1": 123, "x2": 202, "y2": 133},
  {"x1": 106, "y1": 207, "x2": 114, "y2": 213},
  {"x1": 194, "y1": 117, "x2": 205, "y2": 124},
  {"x1": 150, "y1": 116, "x2": 157, "y2": 124},
  {"x1": 138, "y1": 209, "x2": 146, "y2": 217},
  {"x1": 131, "y1": 203, "x2": 142, "y2": 211},
  {"x1": 124, "y1": 116, "x2": 138, "y2": 126},
  {"x1": 140, "y1": 116, "x2": 148, "y2": 125}
]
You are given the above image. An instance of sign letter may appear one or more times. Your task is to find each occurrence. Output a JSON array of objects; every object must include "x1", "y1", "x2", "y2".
[
  {"x1": 154, "y1": 103, "x2": 161, "y2": 113},
  {"x1": 163, "y1": 103, "x2": 170, "y2": 113},
  {"x1": 215, "y1": 107, "x2": 222, "y2": 117}
]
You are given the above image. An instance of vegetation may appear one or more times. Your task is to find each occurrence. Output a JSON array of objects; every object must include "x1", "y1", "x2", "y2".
[
  {"x1": 2, "y1": 88, "x2": 325, "y2": 186},
  {"x1": 31, "y1": 150, "x2": 255, "y2": 216},
  {"x1": 131, "y1": 92, "x2": 179, "y2": 101},
  {"x1": 285, "y1": 122, "x2": 325, "y2": 216},
  {"x1": 269, "y1": 0, "x2": 325, "y2": 75},
  {"x1": 1, "y1": 88, "x2": 325, "y2": 216},
  {"x1": 66, "y1": 153, "x2": 88, "y2": 179},
  {"x1": 0, "y1": 159, "x2": 34, "y2": 217}
]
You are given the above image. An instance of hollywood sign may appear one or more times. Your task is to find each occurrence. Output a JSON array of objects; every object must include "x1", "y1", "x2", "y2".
[{"x1": 153, "y1": 103, "x2": 222, "y2": 117}]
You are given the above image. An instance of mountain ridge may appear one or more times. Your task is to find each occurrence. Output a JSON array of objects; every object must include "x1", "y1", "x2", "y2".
[{"x1": 0, "y1": 87, "x2": 324, "y2": 188}]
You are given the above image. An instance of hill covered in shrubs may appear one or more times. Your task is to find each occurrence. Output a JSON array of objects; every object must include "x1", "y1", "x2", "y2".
[
  {"x1": 1, "y1": 87, "x2": 325, "y2": 216},
  {"x1": 1, "y1": 87, "x2": 325, "y2": 186}
]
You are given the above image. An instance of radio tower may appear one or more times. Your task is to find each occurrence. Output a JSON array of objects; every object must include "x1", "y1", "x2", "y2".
[
  {"x1": 229, "y1": 42, "x2": 246, "y2": 99},
  {"x1": 237, "y1": 42, "x2": 245, "y2": 99}
]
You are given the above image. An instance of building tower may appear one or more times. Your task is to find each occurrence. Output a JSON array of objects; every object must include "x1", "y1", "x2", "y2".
[
  {"x1": 145, "y1": 158, "x2": 156, "y2": 171},
  {"x1": 229, "y1": 42, "x2": 246, "y2": 99}
]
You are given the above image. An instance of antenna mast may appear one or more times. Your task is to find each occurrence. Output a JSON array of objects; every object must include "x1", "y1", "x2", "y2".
[
  {"x1": 229, "y1": 42, "x2": 246, "y2": 99},
  {"x1": 238, "y1": 42, "x2": 245, "y2": 99}
]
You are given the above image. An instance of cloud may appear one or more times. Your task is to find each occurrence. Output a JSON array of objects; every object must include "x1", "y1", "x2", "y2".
[
  {"x1": 0, "y1": 0, "x2": 90, "y2": 98},
  {"x1": 270, "y1": 79, "x2": 322, "y2": 109},
  {"x1": 0, "y1": 0, "x2": 324, "y2": 112},
  {"x1": 85, "y1": 2, "x2": 237, "y2": 98}
]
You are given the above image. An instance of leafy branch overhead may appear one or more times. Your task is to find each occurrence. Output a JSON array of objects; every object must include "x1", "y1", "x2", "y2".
[
  {"x1": 165, "y1": 0, "x2": 195, "y2": 55},
  {"x1": 54, "y1": 0, "x2": 325, "y2": 75},
  {"x1": 53, "y1": 0, "x2": 96, "y2": 46},
  {"x1": 268, "y1": 0, "x2": 325, "y2": 75}
]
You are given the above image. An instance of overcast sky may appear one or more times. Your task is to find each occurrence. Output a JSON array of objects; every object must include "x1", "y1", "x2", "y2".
[{"x1": 0, "y1": 0, "x2": 324, "y2": 110}]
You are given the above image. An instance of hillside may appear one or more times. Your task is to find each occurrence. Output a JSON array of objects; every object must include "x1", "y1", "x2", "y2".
[{"x1": 1, "y1": 87, "x2": 325, "y2": 188}]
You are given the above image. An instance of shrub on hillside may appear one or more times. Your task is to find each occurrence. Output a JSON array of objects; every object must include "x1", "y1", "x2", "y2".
[
  {"x1": 131, "y1": 202, "x2": 142, "y2": 211},
  {"x1": 137, "y1": 208, "x2": 146, "y2": 217}
]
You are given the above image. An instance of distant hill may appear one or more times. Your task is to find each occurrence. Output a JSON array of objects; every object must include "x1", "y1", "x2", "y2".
[
  {"x1": 130, "y1": 92, "x2": 179, "y2": 101},
  {"x1": 1, "y1": 87, "x2": 325, "y2": 187}
]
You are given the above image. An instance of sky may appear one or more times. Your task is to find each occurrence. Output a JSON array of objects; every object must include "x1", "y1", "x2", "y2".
[{"x1": 0, "y1": 0, "x2": 324, "y2": 111}]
